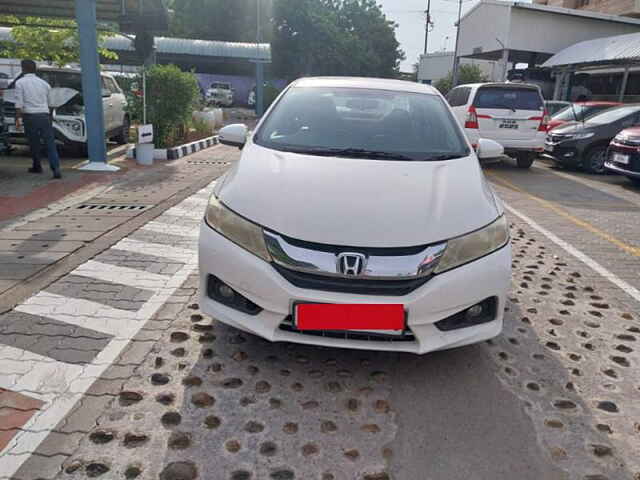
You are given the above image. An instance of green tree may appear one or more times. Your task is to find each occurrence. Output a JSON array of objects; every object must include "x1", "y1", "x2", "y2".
[
  {"x1": 0, "y1": 16, "x2": 117, "y2": 66},
  {"x1": 167, "y1": 0, "x2": 404, "y2": 81},
  {"x1": 434, "y1": 64, "x2": 488, "y2": 96}
]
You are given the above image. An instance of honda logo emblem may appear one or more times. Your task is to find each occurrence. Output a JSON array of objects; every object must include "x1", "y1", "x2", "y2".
[{"x1": 336, "y1": 252, "x2": 367, "y2": 276}]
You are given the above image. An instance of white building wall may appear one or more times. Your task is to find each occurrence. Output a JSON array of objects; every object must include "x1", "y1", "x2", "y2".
[
  {"x1": 509, "y1": 7, "x2": 640, "y2": 54},
  {"x1": 457, "y1": 2, "x2": 512, "y2": 58},
  {"x1": 418, "y1": 52, "x2": 500, "y2": 84}
]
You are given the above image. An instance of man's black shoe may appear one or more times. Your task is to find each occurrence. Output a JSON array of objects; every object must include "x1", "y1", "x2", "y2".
[
  {"x1": 28, "y1": 166, "x2": 43, "y2": 174},
  {"x1": 52, "y1": 170, "x2": 62, "y2": 179}
]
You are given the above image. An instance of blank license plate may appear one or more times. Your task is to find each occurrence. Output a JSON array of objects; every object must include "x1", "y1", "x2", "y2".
[
  {"x1": 545, "y1": 144, "x2": 554, "y2": 153},
  {"x1": 613, "y1": 153, "x2": 629, "y2": 165},
  {"x1": 295, "y1": 304, "x2": 405, "y2": 331}
]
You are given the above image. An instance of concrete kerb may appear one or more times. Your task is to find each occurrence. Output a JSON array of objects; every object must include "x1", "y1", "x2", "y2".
[{"x1": 127, "y1": 136, "x2": 219, "y2": 162}]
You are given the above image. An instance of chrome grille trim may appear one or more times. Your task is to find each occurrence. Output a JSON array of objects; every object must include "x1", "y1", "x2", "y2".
[{"x1": 264, "y1": 231, "x2": 447, "y2": 281}]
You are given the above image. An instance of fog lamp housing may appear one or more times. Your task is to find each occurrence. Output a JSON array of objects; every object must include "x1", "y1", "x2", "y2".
[
  {"x1": 434, "y1": 297, "x2": 498, "y2": 332},
  {"x1": 207, "y1": 275, "x2": 262, "y2": 315}
]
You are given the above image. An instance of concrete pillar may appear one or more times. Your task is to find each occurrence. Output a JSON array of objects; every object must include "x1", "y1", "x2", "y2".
[
  {"x1": 552, "y1": 72, "x2": 564, "y2": 100},
  {"x1": 256, "y1": 62, "x2": 265, "y2": 117},
  {"x1": 500, "y1": 49, "x2": 509, "y2": 82},
  {"x1": 75, "y1": 0, "x2": 118, "y2": 171},
  {"x1": 619, "y1": 67, "x2": 630, "y2": 103}
]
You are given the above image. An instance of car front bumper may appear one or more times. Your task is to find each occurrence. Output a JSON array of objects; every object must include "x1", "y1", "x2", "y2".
[
  {"x1": 198, "y1": 223, "x2": 512, "y2": 355},
  {"x1": 605, "y1": 146, "x2": 640, "y2": 178},
  {"x1": 543, "y1": 141, "x2": 584, "y2": 166}
]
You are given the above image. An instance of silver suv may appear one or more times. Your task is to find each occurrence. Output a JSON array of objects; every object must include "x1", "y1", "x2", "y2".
[{"x1": 3, "y1": 67, "x2": 129, "y2": 155}]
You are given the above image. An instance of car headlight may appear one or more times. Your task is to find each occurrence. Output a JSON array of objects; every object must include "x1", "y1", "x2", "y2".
[
  {"x1": 569, "y1": 132, "x2": 594, "y2": 140},
  {"x1": 435, "y1": 215, "x2": 509, "y2": 274},
  {"x1": 205, "y1": 194, "x2": 271, "y2": 262},
  {"x1": 57, "y1": 119, "x2": 84, "y2": 136}
]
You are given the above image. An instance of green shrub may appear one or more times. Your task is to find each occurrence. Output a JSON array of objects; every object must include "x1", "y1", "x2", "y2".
[{"x1": 126, "y1": 65, "x2": 200, "y2": 148}]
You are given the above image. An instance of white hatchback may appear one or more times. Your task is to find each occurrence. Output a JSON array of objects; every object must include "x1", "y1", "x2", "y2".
[
  {"x1": 447, "y1": 83, "x2": 548, "y2": 169},
  {"x1": 199, "y1": 77, "x2": 512, "y2": 354}
]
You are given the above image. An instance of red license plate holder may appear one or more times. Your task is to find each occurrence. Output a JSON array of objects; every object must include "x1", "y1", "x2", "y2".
[{"x1": 295, "y1": 303, "x2": 405, "y2": 331}]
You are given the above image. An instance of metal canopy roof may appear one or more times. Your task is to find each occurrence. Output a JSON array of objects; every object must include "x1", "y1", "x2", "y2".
[
  {"x1": 106, "y1": 35, "x2": 272, "y2": 62},
  {"x1": 0, "y1": 0, "x2": 168, "y2": 32},
  {"x1": 542, "y1": 32, "x2": 640, "y2": 69},
  {"x1": 0, "y1": 27, "x2": 271, "y2": 63}
]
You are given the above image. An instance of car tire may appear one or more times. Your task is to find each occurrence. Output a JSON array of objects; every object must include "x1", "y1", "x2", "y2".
[
  {"x1": 114, "y1": 116, "x2": 130, "y2": 145},
  {"x1": 516, "y1": 152, "x2": 535, "y2": 169},
  {"x1": 584, "y1": 146, "x2": 607, "y2": 174}
]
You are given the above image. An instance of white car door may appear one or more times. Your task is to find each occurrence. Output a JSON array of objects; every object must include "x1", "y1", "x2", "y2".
[
  {"x1": 106, "y1": 77, "x2": 127, "y2": 129},
  {"x1": 101, "y1": 76, "x2": 114, "y2": 133}
]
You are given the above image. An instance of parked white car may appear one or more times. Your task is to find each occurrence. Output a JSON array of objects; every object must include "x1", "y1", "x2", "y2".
[
  {"x1": 199, "y1": 77, "x2": 511, "y2": 355},
  {"x1": 447, "y1": 82, "x2": 548, "y2": 169},
  {"x1": 206, "y1": 82, "x2": 234, "y2": 107},
  {"x1": 2, "y1": 67, "x2": 129, "y2": 155}
]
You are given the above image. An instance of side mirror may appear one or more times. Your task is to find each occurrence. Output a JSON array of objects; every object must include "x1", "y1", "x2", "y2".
[
  {"x1": 219, "y1": 123, "x2": 248, "y2": 149},
  {"x1": 476, "y1": 138, "x2": 504, "y2": 160}
]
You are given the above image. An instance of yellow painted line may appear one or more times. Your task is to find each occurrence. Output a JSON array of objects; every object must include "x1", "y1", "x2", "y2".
[{"x1": 487, "y1": 171, "x2": 640, "y2": 258}]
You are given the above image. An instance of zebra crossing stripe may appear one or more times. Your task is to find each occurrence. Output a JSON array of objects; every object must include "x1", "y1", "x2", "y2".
[
  {"x1": 16, "y1": 294, "x2": 139, "y2": 338},
  {"x1": 141, "y1": 221, "x2": 200, "y2": 238},
  {"x1": 73, "y1": 260, "x2": 171, "y2": 289},
  {"x1": 116, "y1": 238, "x2": 196, "y2": 264}
]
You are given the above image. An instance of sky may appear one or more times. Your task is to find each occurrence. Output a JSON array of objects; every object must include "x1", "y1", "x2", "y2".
[{"x1": 377, "y1": 0, "x2": 532, "y2": 71}]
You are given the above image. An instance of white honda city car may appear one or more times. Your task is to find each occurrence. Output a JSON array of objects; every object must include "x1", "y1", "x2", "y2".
[{"x1": 199, "y1": 77, "x2": 511, "y2": 354}]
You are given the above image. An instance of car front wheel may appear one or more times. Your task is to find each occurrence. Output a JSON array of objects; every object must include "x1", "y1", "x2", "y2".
[
  {"x1": 516, "y1": 152, "x2": 535, "y2": 169},
  {"x1": 114, "y1": 116, "x2": 130, "y2": 145},
  {"x1": 584, "y1": 146, "x2": 607, "y2": 174}
]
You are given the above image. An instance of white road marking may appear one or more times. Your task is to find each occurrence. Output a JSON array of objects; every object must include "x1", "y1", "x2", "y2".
[
  {"x1": 141, "y1": 221, "x2": 200, "y2": 239},
  {"x1": 0, "y1": 345, "x2": 83, "y2": 402},
  {"x1": 504, "y1": 202, "x2": 640, "y2": 304},
  {"x1": 165, "y1": 204, "x2": 207, "y2": 220},
  {"x1": 73, "y1": 260, "x2": 170, "y2": 289},
  {"x1": 116, "y1": 237, "x2": 196, "y2": 264},
  {"x1": 16, "y1": 293, "x2": 139, "y2": 337}
]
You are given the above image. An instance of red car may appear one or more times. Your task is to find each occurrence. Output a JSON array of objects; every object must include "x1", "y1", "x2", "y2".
[
  {"x1": 548, "y1": 101, "x2": 621, "y2": 131},
  {"x1": 606, "y1": 127, "x2": 640, "y2": 185}
]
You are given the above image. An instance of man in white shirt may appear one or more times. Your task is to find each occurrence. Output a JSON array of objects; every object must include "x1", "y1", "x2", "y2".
[{"x1": 14, "y1": 60, "x2": 61, "y2": 179}]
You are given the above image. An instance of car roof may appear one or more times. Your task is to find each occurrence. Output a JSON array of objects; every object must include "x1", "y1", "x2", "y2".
[
  {"x1": 459, "y1": 82, "x2": 541, "y2": 90},
  {"x1": 576, "y1": 101, "x2": 621, "y2": 106},
  {"x1": 292, "y1": 77, "x2": 440, "y2": 95},
  {"x1": 36, "y1": 66, "x2": 111, "y2": 78}
]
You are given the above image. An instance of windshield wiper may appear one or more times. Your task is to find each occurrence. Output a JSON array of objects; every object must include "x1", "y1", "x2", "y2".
[
  {"x1": 421, "y1": 153, "x2": 466, "y2": 161},
  {"x1": 493, "y1": 103, "x2": 516, "y2": 112},
  {"x1": 300, "y1": 147, "x2": 414, "y2": 161}
]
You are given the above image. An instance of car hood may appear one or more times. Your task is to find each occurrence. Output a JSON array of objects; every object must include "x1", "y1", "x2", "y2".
[
  {"x1": 4, "y1": 87, "x2": 79, "y2": 108},
  {"x1": 215, "y1": 143, "x2": 501, "y2": 248},
  {"x1": 550, "y1": 121, "x2": 595, "y2": 135}
]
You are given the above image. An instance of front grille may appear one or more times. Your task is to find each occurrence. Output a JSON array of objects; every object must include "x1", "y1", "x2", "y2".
[
  {"x1": 279, "y1": 316, "x2": 416, "y2": 343},
  {"x1": 2, "y1": 101, "x2": 15, "y2": 116},
  {"x1": 272, "y1": 264, "x2": 430, "y2": 296}
]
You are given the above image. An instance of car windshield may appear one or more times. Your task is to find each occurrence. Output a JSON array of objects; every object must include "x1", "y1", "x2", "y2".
[
  {"x1": 585, "y1": 106, "x2": 640, "y2": 125},
  {"x1": 38, "y1": 71, "x2": 83, "y2": 91},
  {"x1": 254, "y1": 86, "x2": 469, "y2": 161},
  {"x1": 474, "y1": 87, "x2": 543, "y2": 111},
  {"x1": 553, "y1": 104, "x2": 614, "y2": 122}
]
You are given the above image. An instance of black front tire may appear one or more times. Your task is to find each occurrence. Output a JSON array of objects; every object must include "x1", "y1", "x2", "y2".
[
  {"x1": 628, "y1": 176, "x2": 640, "y2": 186},
  {"x1": 584, "y1": 146, "x2": 607, "y2": 174},
  {"x1": 114, "y1": 117, "x2": 130, "y2": 145},
  {"x1": 516, "y1": 152, "x2": 535, "y2": 169}
]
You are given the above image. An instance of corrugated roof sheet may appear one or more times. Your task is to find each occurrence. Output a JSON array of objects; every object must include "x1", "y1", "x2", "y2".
[
  {"x1": 105, "y1": 35, "x2": 271, "y2": 61},
  {"x1": 0, "y1": 27, "x2": 271, "y2": 62},
  {"x1": 542, "y1": 32, "x2": 640, "y2": 68}
]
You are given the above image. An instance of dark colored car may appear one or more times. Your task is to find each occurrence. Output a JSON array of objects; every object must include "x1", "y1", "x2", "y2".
[
  {"x1": 547, "y1": 101, "x2": 622, "y2": 131},
  {"x1": 606, "y1": 127, "x2": 640, "y2": 185},
  {"x1": 543, "y1": 104, "x2": 640, "y2": 173},
  {"x1": 545, "y1": 100, "x2": 571, "y2": 117}
]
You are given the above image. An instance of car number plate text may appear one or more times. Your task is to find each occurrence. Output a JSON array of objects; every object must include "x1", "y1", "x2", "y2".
[
  {"x1": 613, "y1": 153, "x2": 629, "y2": 165},
  {"x1": 295, "y1": 304, "x2": 405, "y2": 331}
]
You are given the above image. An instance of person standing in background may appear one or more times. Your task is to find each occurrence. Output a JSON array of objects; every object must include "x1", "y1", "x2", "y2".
[{"x1": 14, "y1": 60, "x2": 61, "y2": 179}]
